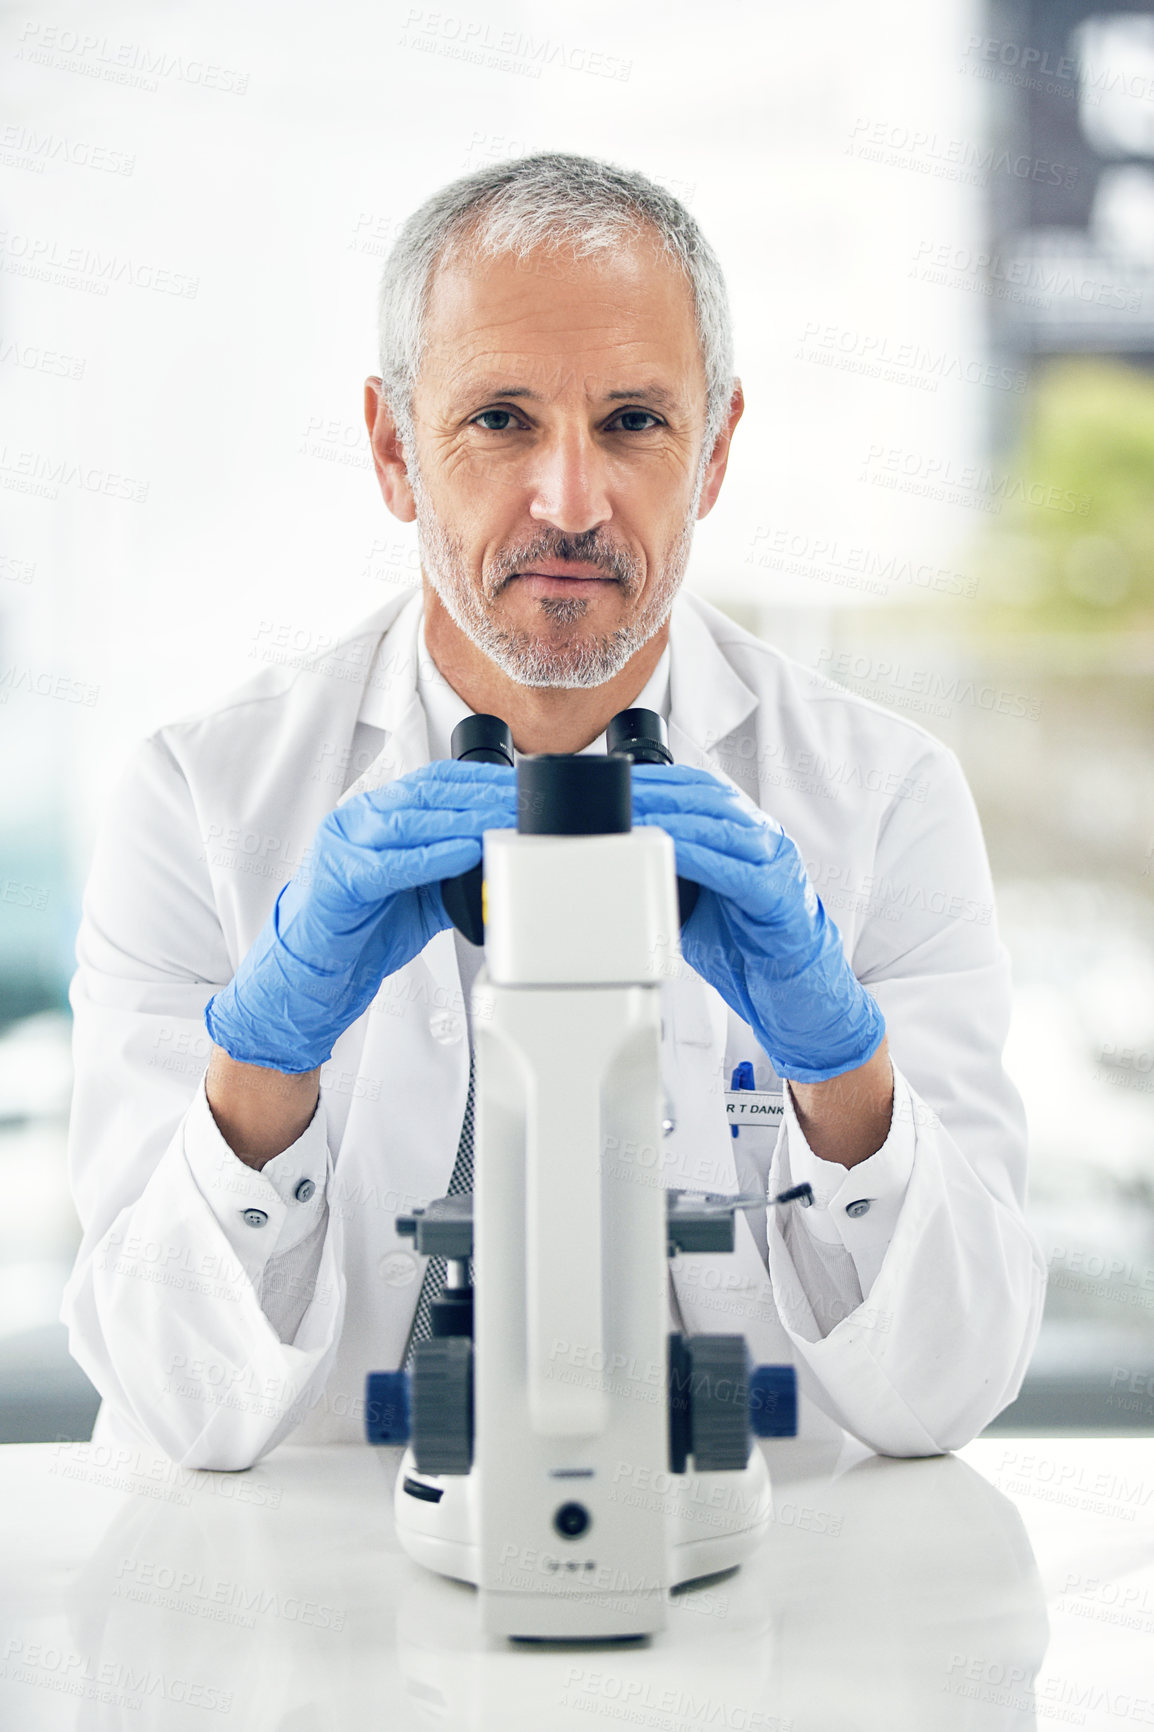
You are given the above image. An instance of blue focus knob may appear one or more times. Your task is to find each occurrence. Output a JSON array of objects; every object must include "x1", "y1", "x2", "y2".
[
  {"x1": 749, "y1": 1365, "x2": 798, "y2": 1437},
  {"x1": 365, "y1": 1371, "x2": 411, "y2": 1445}
]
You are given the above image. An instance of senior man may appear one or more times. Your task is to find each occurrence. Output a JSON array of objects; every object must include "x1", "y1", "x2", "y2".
[{"x1": 62, "y1": 153, "x2": 1044, "y2": 1470}]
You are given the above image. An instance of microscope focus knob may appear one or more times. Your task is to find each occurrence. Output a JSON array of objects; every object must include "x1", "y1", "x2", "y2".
[
  {"x1": 669, "y1": 1334, "x2": 754, "y2": 1473},
  {"x1": 749, "y1": 1365, "x2": 799, "y2": 1438},
  {"x1": 686, "y1": 1336, "x2": 751, "y2": 1472},
  {"x1": 410, "y1": 1337, "x2": 474, "y2": 1475},
  {"x1": 364, "y1": 1371, "x2": 411, "y2": 1445}
]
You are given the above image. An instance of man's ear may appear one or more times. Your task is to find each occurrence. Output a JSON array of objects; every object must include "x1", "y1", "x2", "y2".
[
  {"x1": 364, "y1": 377, "x2": 417, "y2": 523},
  {"x1": 696, "y1": 379, "x2": 745, "y2": 521}
]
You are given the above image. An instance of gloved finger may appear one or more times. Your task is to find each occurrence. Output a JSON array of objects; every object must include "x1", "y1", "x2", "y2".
[
  {"x1": 365, "y1": 761, "x2": 517, "y2": 811},
  {"x1": 403, "y1": 759, "x2": 517, "y2": 785},
  {"x1": 630, "y1": 763, "x2": 738, "y2": 794},
  {"x1": 350, "y1": 803, "x2": 517, "y2": 846},
  {"x1": 345, "y1": 784, "x2": 518, "y2": 836},
  {"x1": 631, "y1": 783, "x2": 767, "y2": 826},
  {"x1": 653, "y1": 834, "x2": 793, "y2": 913},
  {"x1": 308, "y1": 835, "x2": 485, "y2": 902},
  {"x1": 383, "y1": 835, "x2": 486, "y2": 889},
  {"x1": 630, "y1": 763, "x2": 777, "y2": 830},
  {"x1": 634, "y1": 809, "x2": 784, "y2": 861}
]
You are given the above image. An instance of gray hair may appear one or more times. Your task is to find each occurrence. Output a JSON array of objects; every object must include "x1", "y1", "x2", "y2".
[{"x1": 376, "y1": 152, "x2": 735, "y2": 474}]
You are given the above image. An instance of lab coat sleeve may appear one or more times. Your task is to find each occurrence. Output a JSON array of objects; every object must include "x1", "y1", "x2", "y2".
[
  {"x1": 763, "y1": 741, "x2": 1047, "y2": 1455},
  {"x1": 60, "y1": 732, "x2": 347, "y2": 1470}
]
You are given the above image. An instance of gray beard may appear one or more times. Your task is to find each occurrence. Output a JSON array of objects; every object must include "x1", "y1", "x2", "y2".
[{"x1": 408, "y1": 457, "x2": 705, "y2": 690}]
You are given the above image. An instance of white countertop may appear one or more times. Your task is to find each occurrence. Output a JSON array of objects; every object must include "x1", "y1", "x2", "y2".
[{"x1": 1, "y1": 1434, "x2": 1152, "y2": 1730}]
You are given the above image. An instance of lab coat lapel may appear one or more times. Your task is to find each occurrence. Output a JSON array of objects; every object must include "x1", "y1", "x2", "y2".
[
  {"x1": 661, "y1": 598, "x2": 791, "y2": 1351},
  {"x1": 666, "y1": 594, "x2": 760, "y2": 792},
  {"x1": 335, "y1": 589, "x2": 466, "y2": 1042},
  {"x1": 323, "y1": 591, "x2": 470, "y2": 1372}
]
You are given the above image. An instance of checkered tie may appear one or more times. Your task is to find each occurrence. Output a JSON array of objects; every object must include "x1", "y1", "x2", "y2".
[{"x1": 404, "y1": 1053, "x2": 475, "y2": 1367}]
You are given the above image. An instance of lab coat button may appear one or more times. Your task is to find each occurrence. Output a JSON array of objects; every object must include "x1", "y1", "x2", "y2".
[
  {"x1": 845, "y1": 1199, "x2": 871, "y2": 1219},
  {"x1": 242, "y1": 1208, "x2": 269, "y2": 1228},
  {"x1": 294, "y1": 1178, "x2": 316, "y2": 1203},
  {"x1": 429, "y1": 1010, "x2": 464, "y2": 1044}
]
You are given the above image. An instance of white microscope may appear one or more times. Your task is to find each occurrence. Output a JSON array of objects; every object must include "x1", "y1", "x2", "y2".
[{"x1": 366, "y1": 711, "x2": 806, "y2": 1642}]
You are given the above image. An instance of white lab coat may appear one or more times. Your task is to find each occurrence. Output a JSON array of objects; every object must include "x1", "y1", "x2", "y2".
[{"x1": 61, "y1": 585, "x2": 1045, "y2": 1469}]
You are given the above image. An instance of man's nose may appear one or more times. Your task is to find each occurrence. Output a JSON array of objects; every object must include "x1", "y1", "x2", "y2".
[{"x1": 526, "y1": 423, "x2": 612, "y2": 536}]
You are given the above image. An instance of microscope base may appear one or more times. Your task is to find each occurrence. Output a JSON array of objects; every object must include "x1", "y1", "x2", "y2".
[{"x1": 392, "y1": 1445, "x2": 773, "y2": 1638}]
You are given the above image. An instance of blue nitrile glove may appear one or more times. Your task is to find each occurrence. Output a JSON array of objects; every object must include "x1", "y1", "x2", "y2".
[
  {"x1": 630, "y1": 764, "x2": 885, "y2": 1084},
  {"x1": 205, "y1": 760, "x2": 517, "y2": 1073}
]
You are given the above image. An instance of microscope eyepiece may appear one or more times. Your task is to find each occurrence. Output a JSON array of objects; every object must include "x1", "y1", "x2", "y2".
[
  {"x1": 441, "y1": 713, "x2": 515, "y2": 946},
  {"x1": 450, "y1": 714, "x2": 515, "y2": 766},
  {"x1": 606, "y1": 707, "x2": 673, "y2": 765}
]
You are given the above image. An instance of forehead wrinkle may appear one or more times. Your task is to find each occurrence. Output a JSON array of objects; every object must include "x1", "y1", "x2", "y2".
[
  {"x1": 438, "y1": 343, "x2": 697, "y2": 412},
  {"x1": 424, "y1": 272, "x2": 697, "y2": 362},
  {"x1": 421, "y1": 259, "x2": 705, "y2": 416},
  {"x1": 431, "y1": 316, "x2": 671, "y2": 372}
]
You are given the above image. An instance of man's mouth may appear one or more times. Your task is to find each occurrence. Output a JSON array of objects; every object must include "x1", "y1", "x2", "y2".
[{"x1": 512, "y1": 561, "x2": 617, "y2": 597}]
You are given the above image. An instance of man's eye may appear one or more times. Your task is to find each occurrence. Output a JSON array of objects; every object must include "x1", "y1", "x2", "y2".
[
  {"x1": 612, "y1": 410, "x2": 660, "y2": 432},
  {"x1": 473, "y1": 409, "x2": 519, "y2": 432}
]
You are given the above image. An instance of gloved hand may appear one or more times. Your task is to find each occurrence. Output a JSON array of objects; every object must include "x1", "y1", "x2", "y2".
[
  {"x1": 630, "y1": 764, "x2": 884, "y2": 1083},
  {"x1": 205, "y1": 760, "x2": 517, "y2": 1073}
]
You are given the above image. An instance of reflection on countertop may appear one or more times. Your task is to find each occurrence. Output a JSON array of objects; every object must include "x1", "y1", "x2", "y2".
[{"x1": 0, "y1": 1434, "x2": 1081, "y2": 1732}]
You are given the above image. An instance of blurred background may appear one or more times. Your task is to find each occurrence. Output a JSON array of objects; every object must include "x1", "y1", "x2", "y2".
[{"x1": 0, "y1": 0, "x2": 1151, "y2": 1441}]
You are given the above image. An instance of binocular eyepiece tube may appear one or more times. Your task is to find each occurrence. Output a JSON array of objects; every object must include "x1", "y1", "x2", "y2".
[{"x1": 439, "y1": 707, "x2": 698, "y2": 945}]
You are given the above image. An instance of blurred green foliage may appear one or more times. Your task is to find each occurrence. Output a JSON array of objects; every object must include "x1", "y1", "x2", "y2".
[{"x1": 974, "y1": 358, "x2": 1154, "y2": 634}]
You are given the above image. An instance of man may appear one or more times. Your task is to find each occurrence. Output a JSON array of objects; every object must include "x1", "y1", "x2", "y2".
[{"x1": 62, "y1": 154, "x2": 1045, "y2": 1470}]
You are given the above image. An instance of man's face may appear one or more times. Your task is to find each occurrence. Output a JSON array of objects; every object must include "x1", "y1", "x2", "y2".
[{"x1": 401, "y1": 234, "x2": 717, "y2": 688}]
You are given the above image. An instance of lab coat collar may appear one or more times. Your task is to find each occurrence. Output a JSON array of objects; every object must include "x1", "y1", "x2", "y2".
[
  {"x1": 339, "y1": 588, "x2": 431, "y2": 798},
  {"x1": 666, "y1": 592, "x2": 760, "y2": 766},
  {"x1": 347, "y1": 584, "x2": 760, "y2": 787}
]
